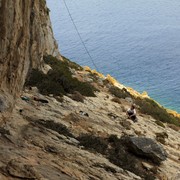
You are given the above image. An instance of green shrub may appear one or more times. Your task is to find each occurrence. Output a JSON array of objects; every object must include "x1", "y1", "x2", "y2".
[
  {"x1": 54, "y1": 96, "x2": 64, "y2": 103},
  {"x1": 25, "y1": 69, "x2": 44, "y2": 87},
  {"x1": 108, "y1": 85, "x2": 180, "y2": 127},
  {"x1": 109, "y1": 87, "x2": 131, "y2": 99},
  {"x1": 77, "y1": 134, "x2": 156, "y2": 179},
  {"x1": 103, "y1": 79, "x2": 110, "y2": 86},
  {"x1": 70, "y1": 91, "x2": 85, "y2": 103},
  {"x1": 135, "y1": 97, "x2": 180, "y2": 126},
  {"x1": 25, "y1": 55, "x2": 96, "y2": 97},
  {"x1": 108, "y1": 134, "x2": 119, "y2": 144},
  {"x1": 87, "y1": 73, "x2": 100, "y2": 83},
  {"x1": 61, "y1": 56, "x2": 83, "y2": 71},
  {"x1": 35, "y1": 119, "x2": 74, "y2": 138},
  {"x1": 77, "y1": 134, "x2": 108, "y2": 154},
  {"x1": 0, "y1": 127, "x2": 10, "y2": 136},
  {"x1": 155, "y1": 132, "x2": 168, "y2": 144},
  {"x1": 108, "y1": 136, "x2": 156, "y2": 179},
  {"x1": 155, "y1": 120, "x2": 165, "y2": 128}
]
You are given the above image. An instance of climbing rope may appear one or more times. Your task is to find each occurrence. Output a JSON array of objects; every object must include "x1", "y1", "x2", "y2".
[{"x1": 62, "y1": 0, "x2": 99, "y2": 71}]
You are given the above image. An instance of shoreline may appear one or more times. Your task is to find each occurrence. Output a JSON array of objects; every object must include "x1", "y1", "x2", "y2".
[
  {"x1": 84, "y1": 66, "x2": 180, "y2": 120},
  {"x1": 123, "y1": 84, "x2": 180, "y2": 114}
]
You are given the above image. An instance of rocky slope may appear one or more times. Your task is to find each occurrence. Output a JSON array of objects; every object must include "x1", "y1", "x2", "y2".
[
  {"x1": 0, "y1": 0, "x2": 60, "y2": 113},
  {"x1": 0, "y1": 66, "x2": 179, "y2": 179},
  {"x1": 0, "y1": 0, "x2": 179, "y2": 179}
]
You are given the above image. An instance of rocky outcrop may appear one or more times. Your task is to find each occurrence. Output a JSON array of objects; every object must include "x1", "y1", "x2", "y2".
[
  {"x1": 0, "y1": 0, "x2": 60, "y2": 112},
  {"x1": 0, "y1": 84, "x2": 179, "y2": 179},
  {"x1": 0, "y1": 63, "x2": 179, "y2": 179},
  {"x1": 124, "y1": 136, "x2": 168, "y2": 164}
]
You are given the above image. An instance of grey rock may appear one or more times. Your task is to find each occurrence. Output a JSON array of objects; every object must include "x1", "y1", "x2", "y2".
[{"x1": 124, "y1": 136, "x2": 168, "y2": 164}]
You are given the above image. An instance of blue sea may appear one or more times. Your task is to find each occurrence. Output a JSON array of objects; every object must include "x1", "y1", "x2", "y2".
[{"x1": 47, "y1": 0, "x2": 180, "y2": 113}]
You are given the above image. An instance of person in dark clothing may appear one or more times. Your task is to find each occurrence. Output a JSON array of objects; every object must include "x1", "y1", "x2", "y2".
[{"x1": 126, "y1": 104, "x2": 137, "y2": 122}]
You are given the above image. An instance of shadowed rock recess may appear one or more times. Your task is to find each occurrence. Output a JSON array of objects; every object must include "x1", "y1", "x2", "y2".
[{"x1": 0, "y1": 0, "x2": 180, "y2": 180}]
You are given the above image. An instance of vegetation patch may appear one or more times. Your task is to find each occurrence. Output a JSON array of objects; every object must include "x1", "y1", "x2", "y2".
[
  {"x1": 134, "y1": 97, "x2": 180, "y2": 127},
  {"x1": 77, "y1": 134, "x2": 156, "y2": 179},
  {"x1": 155, "y1": 132, "x2": 168, "y2": 145},
  {"x1": 0, "y1": 127, "x2": 10, "y2": 136},
  {"x1": 108, "y1": 135, "x2": 157, "y2": 180},
  {"x1": 109, "y1": 84, "x2": 180, "y2": 127},
  {"x1": 102, "y1": 79, "x2": 111, "y2": 86},
  {"x1": 77, "y1": 134, "x2": 108, "y2": 154},
  {"x1": 86, "y1": 72, "x2": 102, "y2": 84},
  {"x1": 61, "y1": 56, "x2": 83, "y2": 71},
  {"x1": 70, "y1": 91, "x2": 85, "y2": 103},
  {"x1": 54, "y1": 96, "x2": 64, "y2": 103},
  {"x1": 109, "y1": 87, "x2": 131, "y2": 99},
  {"x1": 111, "y1": 97, "x2": 121, "y2": 104},
  {"x1": 35, "y1": 119, "x2": 74, "y2": 138},
  {"x1": 25, "y1": 55, "x2": 96, "y2": 97},
  {"x1": 155, "y1": 120, "x2": 165, "y2": 128}
]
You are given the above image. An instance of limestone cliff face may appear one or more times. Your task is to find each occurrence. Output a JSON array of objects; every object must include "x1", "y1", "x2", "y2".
[{"x1": 0, "y1": 0, "x2": 60, "y2": 111}]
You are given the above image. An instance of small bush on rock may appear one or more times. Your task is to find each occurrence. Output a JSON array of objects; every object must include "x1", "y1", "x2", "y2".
[
  {"x1": 70, "y1": 91, "x2": 85, "y2": 103},
  {"x1": 35, "y1": 119, "x2": 74, "y2": 138},
  {"x1": 61, "y1": 56, "x2": 83, "y2": 71},
  {"x1": 77, "y1": 134, "x2": 108, "y2": 154},
  {"x1": 108, "y1": 136, "x2": 156, "y2": 179},
  {"x1": 155, "y1": 132, "x2": 168, "y2": 145},
  {"x1": 109, "y1": 87, "x2": 131, "y2": 99},
  {"x1": 155, "y1": 120, "x2": 165, "y2": 128},
  {"x1": 77, "y1": 134, "x2": 156, "y2": 179}
]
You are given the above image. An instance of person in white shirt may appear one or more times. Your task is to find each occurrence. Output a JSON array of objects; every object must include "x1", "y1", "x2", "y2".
[{"x1": 126, "y1": 104, "x2": 137, "y2": 122}]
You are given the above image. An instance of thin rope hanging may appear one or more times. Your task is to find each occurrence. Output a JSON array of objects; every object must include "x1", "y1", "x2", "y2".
[{"x1": 62, "y1": 0, "x2": 99, "y2": 71}]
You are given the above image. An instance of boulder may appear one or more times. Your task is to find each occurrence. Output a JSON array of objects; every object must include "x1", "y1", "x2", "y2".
[{"x1": 124, "y1": 137, "x2": 167, "y2": 164}]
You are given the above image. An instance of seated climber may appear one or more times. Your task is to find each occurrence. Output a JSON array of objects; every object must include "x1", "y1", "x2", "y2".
[{"x1": 126, "y1": 104, "x2": 137, "y2": 122}]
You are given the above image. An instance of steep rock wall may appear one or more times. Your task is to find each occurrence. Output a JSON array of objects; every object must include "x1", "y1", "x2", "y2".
[{"x1": 0, "y1": 0, "x2": 60, "y2": 112}]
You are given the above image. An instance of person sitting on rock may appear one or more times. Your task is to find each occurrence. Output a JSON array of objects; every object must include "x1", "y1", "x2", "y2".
[{"x1": 126, "y1": 104, "x2": 137, "y2": 122}]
